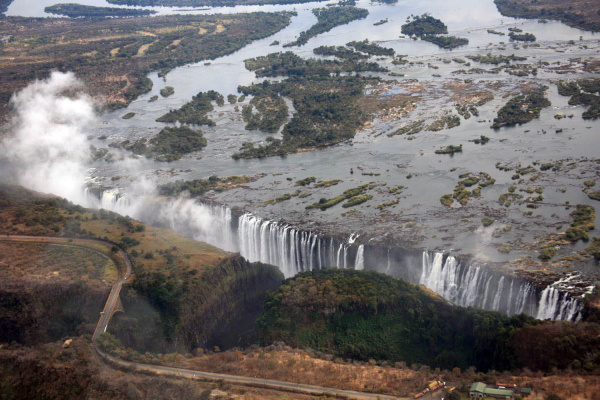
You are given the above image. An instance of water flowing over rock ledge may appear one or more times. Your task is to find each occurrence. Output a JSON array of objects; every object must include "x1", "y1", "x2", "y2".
[{"x1": 88, "y1": 188, "x2": 592, "y2": 321}]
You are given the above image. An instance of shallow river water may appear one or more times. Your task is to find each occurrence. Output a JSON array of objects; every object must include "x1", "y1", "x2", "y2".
[{"x1": 6, "y1": 0, "x2": 600, "y2": 317}]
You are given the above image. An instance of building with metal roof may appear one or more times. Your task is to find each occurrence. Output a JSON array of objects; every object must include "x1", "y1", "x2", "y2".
[{"x1": 469, "y1": 382, "x2": 514, "y2": 399}]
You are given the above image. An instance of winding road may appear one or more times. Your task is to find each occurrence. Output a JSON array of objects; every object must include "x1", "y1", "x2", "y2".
[{"x1": 1, "y1": 234, "x2": 406, "y2": 400}]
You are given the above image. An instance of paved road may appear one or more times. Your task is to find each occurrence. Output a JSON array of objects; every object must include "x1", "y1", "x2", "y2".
[{"x1": 2, "y1": 235, "x2": 407, "y2": 400}]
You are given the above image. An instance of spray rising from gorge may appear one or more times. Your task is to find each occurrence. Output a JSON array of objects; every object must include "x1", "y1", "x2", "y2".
[{"x1": 0, "y1": 72, "x2": 588, "y2": 323}]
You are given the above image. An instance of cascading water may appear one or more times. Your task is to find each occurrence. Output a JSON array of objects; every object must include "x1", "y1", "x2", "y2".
[
  {"x1": 91, "y1": 188, "x2": 586, "y2": 321},
  {"x1": 355, "y1": 245, "x2": 364, "y2": 270},
  {"x1": 418, "y1": 252, "x2": 584, "y2": 321}
]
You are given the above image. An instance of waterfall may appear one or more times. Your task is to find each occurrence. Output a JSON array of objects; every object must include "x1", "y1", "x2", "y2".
[
  {"x1": 536, "y1": 275, "x2": 584, "y2": 321},
  {"x1": 88, "y1": 188, "x2": 587, "y2": 320},
  {"x1": 419, "y1": 252, "x2": 583, "y2": 321},
  {"x1": 355, "y1": 245, "x2": 364, "y2": 270}
]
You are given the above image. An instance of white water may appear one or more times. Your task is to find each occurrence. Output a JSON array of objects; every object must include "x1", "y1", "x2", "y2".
[
  {"x1": 94, "y1": 191, "x2": 584, "y2": 321},
  {"x1": 418, "y1": 252, "x2": 583, "y2": 321}
]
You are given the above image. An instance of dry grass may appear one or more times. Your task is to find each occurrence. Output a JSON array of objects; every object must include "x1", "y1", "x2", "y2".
[
  {"x1": 179, "y1": 347, "x2": 434, "y2": 397},
  {"x1": 0, "y1": 241, "x2": 117, "y2": 283}
]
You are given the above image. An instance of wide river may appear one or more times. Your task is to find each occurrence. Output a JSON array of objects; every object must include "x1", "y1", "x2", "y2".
[{"x1": 7, "y1": 0, "x2": 600, "y2": 270}]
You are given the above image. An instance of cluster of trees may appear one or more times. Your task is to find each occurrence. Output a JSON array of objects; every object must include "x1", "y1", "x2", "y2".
[
  {"x1": 421, "y1": 35, "x2": 468, "y2": 49},
  {"x1": 401, "y1": 14, "x2": 468, "y2": 49},
  {"x1": 401, "y1": 14, "x2": 448, "y2": 36},
  {"x1": 313, "y1": 45, "x2": 370, "y2": 62},
  {"x1": 305, "y1": 184, "x2": 369, "y2": 210},
  {"x1": 44, "y1": 3, "x2": 157, "y2": 18},
  {"x1": 557, "y1": 79, "x2": 600, "y2": 120},
  {"x1": 494, "y1": 0, "x2": 600, "y2": 32},
  {"x1": 565, "y1": 204, "x2": 595, "y2": 242},
  {"x1": 284, "y1": 6, "x2": 369, "y2": 47},
  {"x1": 158, "y1": 175, "x2": 253, "y2": 197},
  {"x1": 107, "y1": 0, "x2": 324, "y2": 6},
  {"x1": 346, "y1": 39, "x2": 395, "y2": 56},
  {"x1": 491, "y1": 86, "x2": 551, "y2": 128},
  {"x1": 508, "y1": 31, "x2": 537, "y2": 41},
  {"x1": 234, "y1": 74, "x2": 377, "y2": 159},
  {"x1": 111, "y1": 126, "x2": 207, "y2": 161},
  {"x1": 466, "y1": 53, "x2": 527, "y2": 65},
  {"x1": 156, "y1": 90, "x2": 223, "y2": 125},
  {"x1": 242, "y1": 95, "x2": 289, "y2": 133},
  {"x1": 245, "y1": 51, "x2": 387, "y2": 78},
  {"x1": 114, "y1": 255, "x2": 283, "y2": 352},
  {"x1": 259, "y1": 269, "x2": 600, "y2": 373}
]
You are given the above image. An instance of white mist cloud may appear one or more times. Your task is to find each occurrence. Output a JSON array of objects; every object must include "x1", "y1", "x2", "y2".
[{"x1": 1, "y1": 71, "x2": 96, "y2": 203}]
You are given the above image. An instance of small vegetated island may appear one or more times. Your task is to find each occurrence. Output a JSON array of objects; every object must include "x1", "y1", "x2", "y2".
[
  {"x1": 401, "y1": 14, "x2": 468, "y2": 49},
  {"x1": 231, "y1": 51, "x2": 385, "y2": 159},
  {"x1": 110, "y1": 125, "x2": 207, "y2": 161},
  {"x1": 45, "y1": 3, "x2": 157, "y2": 18},
  {"x1": 156, "y1": 90, "x2": 223, "y2": 126},
  {"x1": 283, "y1": 6, "x2": 369, "y2": 47},
  {"x1": 491, "y1": 85, "x2": 551, "y2": 129},
  {"x1": 557, "y1": 78, "x2": 600, "y2": 120}
]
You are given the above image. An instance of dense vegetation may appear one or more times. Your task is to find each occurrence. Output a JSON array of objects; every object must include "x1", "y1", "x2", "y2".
[
  {"x1": 313, "y1": 45, "x2": 370, "y2": 62},
  {"x1": 107, "y1": 0, "x2": 326, "y2": 6},
  {"x1": 401, "y1": 15, "x2": 467, "y2": 49},
  {"x1": 0, "y1": 184, "x2": 283, "y2": 354},
  {"x1": 0, "y1": 0, "x2": 13, "y2": 14},
  {"x1": 116, "y1": 255, "x2": 283, "y2": 352},
  {"x1": 44, "y1": 3, "x2": 157, "y2": 18},
  {"x1": 557, "y1": 79, "x2": 600, "y2": 120},
  {"x1": 434, "y1": 144, "x2": 462, "y2": 154},
  {"x1": 346, "y1": 39, "x2": 395, "y2": 56},
  {"x1": 508, "y1": 31, "x2": 536, "y2": 41},
  {"x1": 491, "y1": 86, "x2": 551, "y2": 129},
  {"x1": 284, "y1": 6, "x2": 369, "y2": 47},
  {"x1": 466, "y1": 53, "x2": 527, "y2": 65},
  {"x1": 242, "y1": 95, "x2": 289, "y2": 133},
  {"x1": 401, "y1": 14, "x2": 448, "y2": 36},
  {"x1": 158, "y1": 175, "x2": 255, "y2": 197},
  {"x1": 233, "y1": 74, "x2": 377, "y2": 159},
  {"x1": 494, "y1": 0, "x2": 600, "y2": 32},
  {"x1": 244, "y1": 51, "x2": 387, "y2": 78},
  {"x1": 564, "y1": 204, "x2": 595, "y2": 242},
  {"x1": 111, "y1": 126, "x2": 207, "y2": 161},
  {"x1": 421, "y1": 35, "x2": 469, "y2": 49},
  {"x1": 305, "y1": 184, "x2": 369, "y2": 210},
  {"x1": 259, "y1": 269, "x2": 600, "y2": 372},
  {"x1": 156, "y1": 90, "x2": 223, "y2": 125},
  {"x1": 313, "y1": 45, "x2": 369, "y2": 61},
  {"x1": 233, "y1": 51, "x2": 385, "y2": 159}
]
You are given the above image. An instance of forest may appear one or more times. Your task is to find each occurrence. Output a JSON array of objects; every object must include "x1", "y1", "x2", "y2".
[
  {"x1": 284, "y1": 6, "x2": 369, "y2": 47},
  {"x1": 494, "y1": 0, "x2": 600, "y2": 32},
  {"x1": 110, "y1": 126, "x2": 207, "y2": 161},
  {"x1": 234, "y1": 75, "x2": 378, "y2": 159},
  {"x1": 44, "y1": 3, "x2": 156, "y2": 18},
  {"x1": 401, "y1": 14, "x2": 448, "y2": 36},
  {"x1": 258, "y1": 269, "x2": 600, "y2": 373},
  {"x1": 557, "y1": 78, "x2": 600, "y2": 120},
  {"x1": 491, "y1": 86, "x2": 551, "y2": 128},
  {"x1": 156, "y1": 90, "x2": 223, "y2": 126}
]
